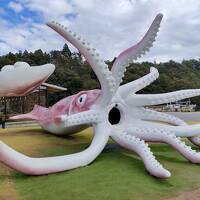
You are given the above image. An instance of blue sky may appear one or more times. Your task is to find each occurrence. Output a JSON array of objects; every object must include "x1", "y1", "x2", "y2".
[
  {"x1": 0, "y1": 1, "x2": 40, "y2": 24},
  {"x1": 0, "y1": 0, "x2": 200, "y2": 62}
]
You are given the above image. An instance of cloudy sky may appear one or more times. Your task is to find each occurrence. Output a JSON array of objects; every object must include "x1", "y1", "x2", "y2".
[{"x1": 0, "y1": 0, "x2": 200, "y2": 62}]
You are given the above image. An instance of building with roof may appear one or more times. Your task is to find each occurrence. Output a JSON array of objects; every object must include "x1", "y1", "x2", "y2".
[{"x1": 0, "y1": 83, "x2": 67, "y2": 128}]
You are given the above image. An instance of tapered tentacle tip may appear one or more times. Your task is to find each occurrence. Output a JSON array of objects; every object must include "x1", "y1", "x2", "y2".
[
  {"x1": 156, "y1": 13, "x2": 163, "y2": 19},
  {"x1": 159, "y1": 170, "x2": 171, "y2": 179},
  {"x1": 46, "y1": 21, "x2": 55, "y2": 26},
  {"x1": 147, "y1": 162, "x2": 171, "y2": 178},
  {"x1": 187, "y1": 153, "x2": 200, "y2": 164},
  {"x1": 150, "y1": 169, "x2": 171, "y2": 179},
  {"x1": 150, "y1": 66, "x2": 158, "y2": 72},
  {"x1": 46, "y1": 21, "x2": 62, "y2": 30}
]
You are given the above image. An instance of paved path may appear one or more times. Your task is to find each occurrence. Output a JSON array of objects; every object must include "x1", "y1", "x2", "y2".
[{"x1": 167, "y1": 188, "x2": 200, "y2": 200}]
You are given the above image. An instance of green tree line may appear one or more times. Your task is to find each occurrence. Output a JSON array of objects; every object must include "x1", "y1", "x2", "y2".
[{"x1": 1, "y1": 44, "x2": 200, "y2": 107}]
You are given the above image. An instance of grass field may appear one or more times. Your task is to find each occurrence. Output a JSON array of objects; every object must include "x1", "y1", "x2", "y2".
[{"x1": 1, "y1": 126, "x2": 200, "y2": 200}]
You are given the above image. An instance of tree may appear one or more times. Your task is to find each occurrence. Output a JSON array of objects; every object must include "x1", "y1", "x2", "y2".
[
  {"x1": 1, "y1": 46, "x2": 200, "y2": 107},
  {"x1": 62, "y1": 43, "x2": 72, "y2": 57}
]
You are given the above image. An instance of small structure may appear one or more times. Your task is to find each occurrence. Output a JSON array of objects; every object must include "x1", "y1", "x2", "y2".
[
  {"x1": 0, "y1": 83, "x2": 67, "y2": 128},
  {"x1": 149, "y1": 99, "x2": 196, "y2": 112},
  {"x1": 166, "y1": 99, "x2": 196, "y2": 112}
]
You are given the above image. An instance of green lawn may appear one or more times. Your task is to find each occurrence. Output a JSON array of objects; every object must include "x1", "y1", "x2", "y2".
[{"x1": 1, "y1": 126, "x2": 200, "y2": 200}]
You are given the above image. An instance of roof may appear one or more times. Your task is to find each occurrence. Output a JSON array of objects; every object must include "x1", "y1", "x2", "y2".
[
  {"x1": 42, "y1": 83, "x2": 67, "y2": 93},
  {"x1": 32, "y1": 83, "x2": 67, "y2": 94}
]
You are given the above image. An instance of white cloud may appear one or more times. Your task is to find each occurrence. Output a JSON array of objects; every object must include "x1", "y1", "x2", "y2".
[
  {"x1": 20, "y1": 0, "x2": 73, "y2": 20},
  {"x1": 0, "y1": 21, "x2": 64, "y2": 55},
  {"x1": 1, "y1": 0, "x2": 200, "y2": 62},
  {"x1": 8, "y1": 1, "x2": 23, "y2": 13}
]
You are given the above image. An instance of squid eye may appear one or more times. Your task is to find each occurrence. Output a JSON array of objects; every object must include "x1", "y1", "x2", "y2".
[{"x1": 77, "y1": 94, "x2": 87, "y2": 105}]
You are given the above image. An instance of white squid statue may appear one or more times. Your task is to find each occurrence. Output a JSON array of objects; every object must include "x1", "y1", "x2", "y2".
[{"x1": 1, "y1": 14, "x2": 200, "y2": 179}]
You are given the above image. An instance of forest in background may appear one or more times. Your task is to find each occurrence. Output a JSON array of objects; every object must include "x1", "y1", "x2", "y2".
[{"x1": 1, "y1": 44, "x2": 200, "y2": 107}]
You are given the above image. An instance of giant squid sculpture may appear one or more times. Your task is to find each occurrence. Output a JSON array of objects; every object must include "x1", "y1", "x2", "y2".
[{"x1": 1, "y1": 14, "x2": 200, "y2": 178}]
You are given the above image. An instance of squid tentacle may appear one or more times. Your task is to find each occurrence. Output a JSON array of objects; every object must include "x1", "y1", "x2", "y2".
[
  {"x1": 118, "y1": 67, "x2": 159, "y2": 98},
  {"x1": 140, "y1": 108, "x2": 186, "y2": 126},
  {"x1": 137, "y1": 121, "x2": 200, "y2": 137},
  {"x1": 111, "y1": 130, "x2": 171, "y2": 178},
  {"x1": 138, "y1": 108, "x2": 200, "y2": 148},
  {"x1": 61, "y1": 110, "x2": 102, "y2": 127},
  {"x1": 128, "y1": 127, "x2": 200, "y2": 163},
  {"x1": 47, "y1": 22, "x2": 116, "y2": 105},
  {"x1": 138, "y1": 109, "x2": 200, "y2": 147},
  {"x1": 112, "y1": 14, "x2": 163, "y2": 88},
  {"x1": 126, "y1": 89, "x2": 200, "y2": 106},
  {"x1": 139, "y1": 109, "x2": 200, "y2": 147},
  {"x1": 0, "y1": 123, "x2": 109, "y2": 175}
]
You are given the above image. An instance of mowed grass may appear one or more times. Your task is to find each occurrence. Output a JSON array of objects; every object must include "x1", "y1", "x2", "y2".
[{"x1": 1, "y1": 126, "x2": 200, "y2": 200}]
